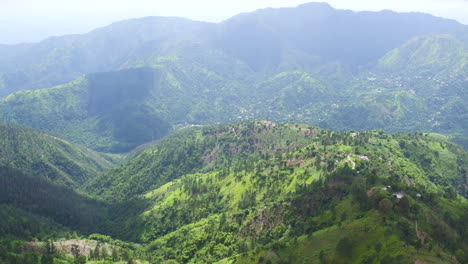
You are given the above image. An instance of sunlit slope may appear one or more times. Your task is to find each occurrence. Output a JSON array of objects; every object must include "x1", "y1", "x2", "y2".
[{"x1": 84, "y1": 122, "x2": 467, "y2": 263}]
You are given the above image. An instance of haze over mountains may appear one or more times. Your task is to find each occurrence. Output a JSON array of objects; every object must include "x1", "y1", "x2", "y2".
[
  {"x1": 0, "y1": 3, "x2": 466, "y2": 152},
  {"x1": 0, "y1": 3, "x2": 466, "y2": 93},
  {"x1": 0, "y1": 2, "x2": 467, "y2": 264}
]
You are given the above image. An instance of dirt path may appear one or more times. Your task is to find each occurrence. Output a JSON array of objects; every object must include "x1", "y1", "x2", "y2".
[{"x1": 347, "y1": 154, "x2": 356, "y2": 170}]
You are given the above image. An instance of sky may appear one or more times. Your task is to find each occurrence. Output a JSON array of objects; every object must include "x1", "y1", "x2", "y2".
[{"x1": 0, "y1": 0, "x2": 467, "y2": 44}]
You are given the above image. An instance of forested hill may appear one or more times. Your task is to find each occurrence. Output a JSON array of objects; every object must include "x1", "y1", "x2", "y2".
[
  {"x1": 1, "y1": 121, "x2": 467, "y2": 263},
  {"x1": 1, "y1": 41, "x2": 466, "y2": 152},
  {"x1": 0, "y1": 2, "x2": 467, "y2": 264},
  {"x1": 0, "y1": 122, "x2": 116, "y2": 186},
  {"x1": 0, "y1": 122, "x2": 121, "y2": 247},
  {"x1": 85, "y1": 121, "x2": 467, "y2": 263}
]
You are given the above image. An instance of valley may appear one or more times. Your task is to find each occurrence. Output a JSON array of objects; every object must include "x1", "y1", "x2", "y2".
[
  {"x1": 1, "y1": 121, "x2": 467, "y2": 263},
  {"x1": 0, "y1": 2, "x2": 466, "y2": 264}
]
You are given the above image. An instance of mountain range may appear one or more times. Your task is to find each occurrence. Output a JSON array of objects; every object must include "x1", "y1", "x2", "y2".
[
  {"x1": 0, "y1": 2, "x2": 466, "y2": 152},
  {"x1": 1, "y1": 121, "x2": 467, "y2": 263},
  {"x1": 0, "y1": 2, "x2": 467, "y2": 264}
]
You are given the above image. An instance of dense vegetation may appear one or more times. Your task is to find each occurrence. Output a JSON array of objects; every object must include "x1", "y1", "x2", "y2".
[
  {"x1": 1, "y1": 121, "x2": 467, "y2": 263},
  {"x1": 0, "y1": 3, "x2": 467, "y2": 264},
  {"x1": 0, "y1": 4, "x2": 466, "y2": 151},
  {"x1": 0, "y1": 36, "x2": 466, "y2": 152},
  {"x1": 0, "y1": 122, "x2": 115, "y2": 186},
  {"x1": 0, "y1": 124, "x2": 146, "y2": 263},
  {"x1": 85, "y1": 122, "x2": 467, "y2": 263}
]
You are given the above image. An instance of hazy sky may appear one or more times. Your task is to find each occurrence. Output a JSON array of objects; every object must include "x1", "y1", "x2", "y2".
[{"x1": 1, "y1": 0, "x2": 467, "y2": 44}]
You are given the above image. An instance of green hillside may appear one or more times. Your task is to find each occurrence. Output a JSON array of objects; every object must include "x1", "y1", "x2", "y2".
[
  {"x1": 0, "y1": 122, "x2": 122, "y2": 235},
  {"x1": 84, "y1": 122, "x2": 467, "y2": 263},
  {"x1": 0, "y1": 166, "x2": 108, "y2": 233},
  {"x1": 377, "y1": 34, "x2": 468, "y2": 76},
  {"x1": 0, "y1": 64, "x2": 250, "y2": 152},
  {"x1": 0, "y1": 5, "x2": 466, "y2": 151},
  {"x1": 0, "y1": 3, "x2": 466, "y2": 264},
  {"x1": 1, "y1": 33, "x2": 466, "y2": 152},
  {"x1": 0, "y1": 124, "x2": 145, "y2": 264},
  {"x1": 1, "y1": 121, "x2": 467, "y2": 263},
  {"x1": 0, "y1": 122, "x2": 115, "y2": 186}
]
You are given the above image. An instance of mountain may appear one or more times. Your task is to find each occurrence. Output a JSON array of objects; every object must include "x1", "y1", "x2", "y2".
[
  {"x1": 0, "y1": 3, "x2": 466, "y2": 152},
  {"x1": 0, "y1": 163, "x2": 149, "y2": 263},
  {"x1": 1, "y1": 121, "x2": 467, "y2": 263},
  {"x1": 0, "y1": 4, "x2": 467, "y2": 262},
  {"x1": 1, "y1": 35, "x2": 466, "y2": 152},
  {"x1": 0, "y1": 3, "x2": 465, "y2": 97},
  {"x1": 0, "y1": 122, "x2": 115, "y2": 186},
  {"x1": 0, "y1": 166, "x2": 107, "y2": 233},
  {"x1": 0, "y1": 65, "x2": 249, "y2": 152},
  {"x1": 0, "y1": 123, "x2": 147, "y2": 263},
  {"x1": 376, "y1": 34, "x2": 467, "y2": 76},
  {"x1": 212, "y1": 2, "x2": 465, "y2": 70},
  {"x1": 84, "y1": 122, "x2": 467, "y2": 263},
  {"x1": 0, "y1": 123, "x2": 119, "y2": 244},
  {"x1": 0, "y1": 17, "x2": 211, "y2": 97}
]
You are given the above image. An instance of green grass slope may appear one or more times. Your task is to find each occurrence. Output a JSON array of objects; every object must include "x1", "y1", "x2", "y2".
[
  {"x1": 377, "y1": 34, "x2": 468, "y2": 77},
  {"x1": 83, "y1": 122, "x2": 467, "y2": 263},
  {"x1": 85, "y1": 121, "x2": 319, "y2": 199}
]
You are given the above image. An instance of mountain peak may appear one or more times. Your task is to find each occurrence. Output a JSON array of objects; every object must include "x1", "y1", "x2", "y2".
[{"x1": 296, "y1": 2, "x2": 334, "y2": 10}]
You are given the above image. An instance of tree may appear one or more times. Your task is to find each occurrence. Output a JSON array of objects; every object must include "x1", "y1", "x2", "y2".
[
  {"x1": 121, "y1": 249, "x2": 130, "y2": 262},
  {"x1": 455, "y1": 249, "x2": 468, "y2": 264},
  {"x1": 336, "y1": 237, "x2": 353, "y2": 257},
  {"x1": 319, "y1": 249, "x2": 326, "y2": 263},
  {"x1": 101, "y1": 247, "x2": 109, "y2": 260},
  {"x1": 12, "y1": 240, "x2": 25, "y2": 254},
  {"x1": 71, "y1": 244, "x2": 80, "y2": 259},
  {"x1": 112, "y1": 247, "x2": 119, "y2": 261},
  {"x1": 89, "y1": 247, "x2": 95, "y2": 260},
  {"x1": 41, "y1": 240, "x2": 56, "y2": 264},
  {"x1": 92, "y1": 243, "x2": 101, "y2": 260},
  {"x1": 45, "y1": 241, "x2": 56, "y2": 256},
  {"x1": 74, "y1": 255, "x2": 86, "y2": 264},
  {"x1": 24, "y1": 252, "x2": 40, "y2": 264},
  {"x1": 378, "y1": 198, "x2": 393, "y2": 215},
  {"x1": 40, "y1": 255, "x2": 53, "y2": 264},
  {"x1": 397, "y1": 196, "x2": 410, "y2": 214}
]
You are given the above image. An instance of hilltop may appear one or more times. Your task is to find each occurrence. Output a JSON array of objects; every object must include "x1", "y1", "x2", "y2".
[{"x1": 85, "y1": 122, "x2": 467, "y2": 263}]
